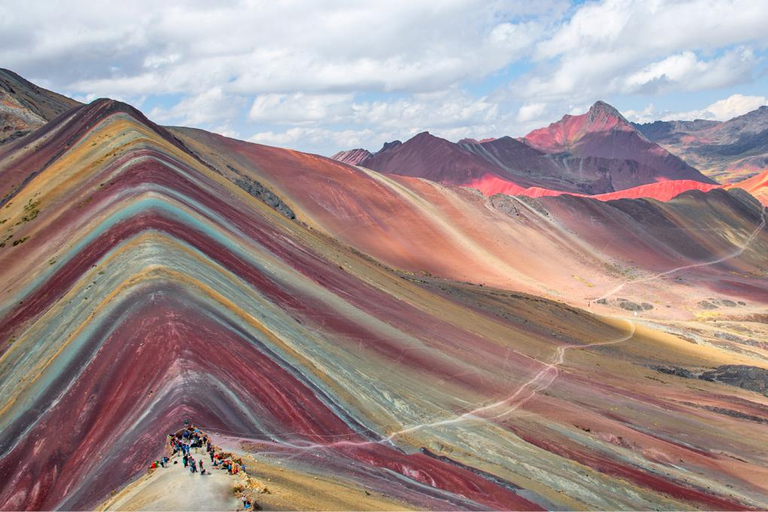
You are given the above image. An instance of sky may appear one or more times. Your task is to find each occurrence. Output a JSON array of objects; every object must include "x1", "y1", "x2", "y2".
[{"x1": 2, "y1": 0, "x2": 768, "y2": 155}]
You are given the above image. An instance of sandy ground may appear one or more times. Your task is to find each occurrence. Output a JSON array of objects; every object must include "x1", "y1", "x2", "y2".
[
  {"x1": 98, "y1": 451, "x2": 240, "y2": 511},
  {"x1": 99, "y1": 445, "x2": 411, "y2": 511}
]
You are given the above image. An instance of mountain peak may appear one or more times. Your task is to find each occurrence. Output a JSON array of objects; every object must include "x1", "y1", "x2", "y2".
[
  {"x1": 330, "y1": 148, "x2": 372, "y2": 166},
  {"x1": 378, "y1": 140, "x2": 402, "y2": 154},
  {"x1": 587, "y1": 101, "x2": 627, "y2": 124}
]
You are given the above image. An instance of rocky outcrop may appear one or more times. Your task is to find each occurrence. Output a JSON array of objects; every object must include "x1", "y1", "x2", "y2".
[
  {"x1": 700, "y1": 365, "x2": 768, "y2": 395},
  {"x1": 231, "y1": 173, "x2": 296, "y2": 220},
  {"x1": 652, "y1": 364, "x2": 768, "y2": 396}
]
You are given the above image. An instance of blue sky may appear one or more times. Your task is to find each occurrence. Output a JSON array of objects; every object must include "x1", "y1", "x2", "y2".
[{"x1": 2, "y1": 0, "x2": 767, "y2": 154}]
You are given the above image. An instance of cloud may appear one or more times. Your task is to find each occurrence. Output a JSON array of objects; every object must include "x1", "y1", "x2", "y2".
[
  {"x1": 701, "y1": 94, "x2": 768, "y2": 120},
  {"x1": 0, "y1": 1, "x2": 551, "y2": 98},
  {"x1": 150, "y1": 87, "x2": 244, "y2": 126},
  {"x1": 621, "y1": 48, "x2": 757, "y2": 95},
  {"x1": 670, "y1": 94, "x2": 768, "y2": 121},
  {"x1": 514, "y1": 0, "x2": 768, "y2": 102},
  {"x1": 249, "y1": 94, "x2": 354, "y2": 124},
  {"x1": 248, "y1": 89, "x2": 503, "y2": 133},
  {"x1": 517, "y1": 102, "x2": 547, "y2": 123},
  {"x1": 623, "y1": 94, "x2": 768, "y2": 123},
  {"x1": 2, "y1": 0, "x2": 768, "y2": 155},
  {"x1": 622, "y1": 104, "x2": 658, "y2": 124},
  {"x1": 249, "y1": 127, "x2": 381, "y2": 154}
]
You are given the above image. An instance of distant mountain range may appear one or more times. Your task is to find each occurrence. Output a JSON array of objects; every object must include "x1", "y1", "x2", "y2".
[
  {"x1": 634, "y1": 106, "x2": 768, "y2": 184},
  {"x1": 333, "y1": 100, "x2": 768, "y2": 204}
]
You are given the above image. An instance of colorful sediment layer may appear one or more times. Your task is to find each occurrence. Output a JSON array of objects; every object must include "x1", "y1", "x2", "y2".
[
  {"x1": 464, "y1": 173, "x2": 768, "y2": 206},
  {"x1": 1, "y1": 100, "x2": 768, "y2": 510}
]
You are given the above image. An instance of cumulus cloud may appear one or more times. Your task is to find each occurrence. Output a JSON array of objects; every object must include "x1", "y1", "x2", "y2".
[
  {"x1": 517, "y1": 102, "x2": 547, "y2": 123},
  {"x1": 622, "y1": 104, "x2": 658, "y2": 124},
  {"x1": 150, "y1": 87, "x2": 244, "y2": 126},
  {"x1": 249, "y1": 127, "x2": 382, "y2": 154},
  {"x1": 620, "y1": 48, "x2": 757, "y2": 95},
  {"x1": 700, "y1": 94, "x2": 768, "y2": 120},
  {"x1": 2, "y1": 0, "x2": 768, "y2": 154},
  {"x1": 249, "y1": 94, "x2": 354, "y2": 124},
  {"x1": 623, "y1": 94, "x2": 768, "y2": 124},
  {"x1": 0, "y1": 1, "x2": 550, "y2": 97},
  {"x1": 514, "y1": 0, "x2": 768, "y2": 102},
  {"x1": 669, "y1": 94, "x2": 768, "y2": 121},
  {"x1": 248, "y1": 89, "x2": 504, "y2": 135}
]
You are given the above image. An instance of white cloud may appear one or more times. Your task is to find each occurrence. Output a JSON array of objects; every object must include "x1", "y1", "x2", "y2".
[
  {"x1": 249, "y1": 127, "x2": 381, "y2": 154},
  {"x1": 0, "y1": 1, "x2": 550, "y2": 98},
  {"x1": 249, "y1": 93, "x2": 353, "y2": 124},
  {"x1": 620, "y1": 48, "x2": 757, "y2": 94},
  {"x1": 143, "y1": 53, "x2": 181, "y2": 69},
  {"x1": 514, "y1": 0, "x2": 768, "y2": 102},
  {"x1": 702, "y1": 94, "x2": 768, "y2": 120},
  {"x1": 623, "y1": 94, "x2": 768, "y2": 124},
  {"x1": 667, "y1": 94, "x2": 768, "y2": 121},
  {"x1": 2, "y1": 0, "x2": 768, "y2": 155},
  {"x1": 517, "y1": 102, "x2": 547, "y2": 122},
  {"x1": 623, "y1": 104, "x2": 658, "y2": 124},
  {"x1": 150, "y1": 87, "x2": 243, "y2": 126},
  {"x1": 248, "y1": 89, "x2": 503, "y2": 134}
]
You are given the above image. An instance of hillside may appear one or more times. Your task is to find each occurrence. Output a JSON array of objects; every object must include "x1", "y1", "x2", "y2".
[
  {"x1": 1, "y1": 76, "x2": 768, "y2": 511},
  {"x1": 0, "y1": 68, "x2": 81, "y2": 143},
  {"x1": 635, "y1": 106, "x2": 768, "y2": 184}
]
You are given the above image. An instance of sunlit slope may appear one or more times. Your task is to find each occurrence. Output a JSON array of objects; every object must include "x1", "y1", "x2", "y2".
[
  {"x1": 176, "y1": 127, "x2": 768, "y2": 320},
  {"x1": 0, "y1": 101, "x2": 766, "y2": 510}
]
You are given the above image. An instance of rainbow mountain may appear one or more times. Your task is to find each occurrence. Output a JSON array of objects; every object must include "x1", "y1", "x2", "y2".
[{"x1": 1, "y1": 76, "x2": 768, "y2": 510}]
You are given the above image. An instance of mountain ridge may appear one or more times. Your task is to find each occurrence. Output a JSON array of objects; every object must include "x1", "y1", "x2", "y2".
[
  {"x1": 333, "y1": 100, "x2": 717, "y2": 196},
  {"x1": 2, "y1": 70, "x2": 768, "y2": 511},
  {"x1": 0, "y1": 68, "x2": 81, "y2": 144}
]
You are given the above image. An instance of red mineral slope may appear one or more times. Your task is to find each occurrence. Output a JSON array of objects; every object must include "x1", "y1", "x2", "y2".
[
  {"x1": 524, "y1": 101, "x2": 716, "y2": 189},
  {"x1": 175, "y1": 127, "x2": 768, "y2": 317},
  {"x1": 591, "y1": 180, "x2": 720, "y2": 201},
  {"x1": 464, "y1": 174, "x2": 721, "y2": 203},
  {"x1": 525, "y1": 101, "x2": 634, "y2": 153},
  {"x1": 731, "y1": 168, "x2": 768, "y2": 205},
  {"x1": 330, "y1": 148, "x2": 372, "y2": 166}
]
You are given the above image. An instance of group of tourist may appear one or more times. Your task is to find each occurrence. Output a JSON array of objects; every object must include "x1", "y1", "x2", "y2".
[
  {"x1": 146, "y1": 423, "x2": 255, "y2": 509},
  {"x1": 169, "y1": 426, "x2": 213, "y2": 475}
]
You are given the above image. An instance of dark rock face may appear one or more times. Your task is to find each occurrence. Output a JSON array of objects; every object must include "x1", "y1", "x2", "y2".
[
  {"x1": 700, "y1": 365, "x2": 768, "y2": 395},
  {"x1": 702, "y1": 406, "x2": 768, "y2": 424},
  {"x1": 377, "y1": 140, "x2": 402, "y2": 154},
  {"x1": 232, "y1": 174, "x2": 296, "y2": 220},
  {"x1": 652, "y1": 366, "x2": 696, "y2": 379},
  {"x1": 651, "y1": 364, "x2": 768, "y2": 396},
  {"x1": 619, "y1": 301, "x2": 643, "y2": 311}
]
